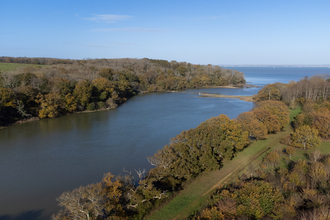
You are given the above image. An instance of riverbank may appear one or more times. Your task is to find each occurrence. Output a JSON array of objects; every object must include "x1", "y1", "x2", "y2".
[
  {"x1": 0, "y1": 87, "x2": 254, "y2": 219},
  {"x1": 0, "y1": 117, "x2": 39, "y2": 130},
  {"x1": 0, "y1": 85, "x2": 256, "y2": 130},
  {"x1": 198, "y1": 93, "x2": 255, "y2": 102},
  {"x1": 0, "y1": 107, "x2": 117, "y2": 130},
  {"x1": 146, "y1": 108, "x2": 300, "y2": 220}
]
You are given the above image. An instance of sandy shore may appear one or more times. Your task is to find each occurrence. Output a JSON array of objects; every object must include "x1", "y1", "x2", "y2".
[
  {"x1": 198, "y1": 93, "x2": 255, "y2": 102},
  {"x1": 204, "y1": 84, "x2": 261, "y2": 89}
]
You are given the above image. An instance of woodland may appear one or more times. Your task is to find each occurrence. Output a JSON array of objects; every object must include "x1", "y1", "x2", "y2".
[
  {"x1": 194, "y1": 76, "x2": 330, "y2": 220},
  {"x1": 0, "y1": 57, "x2": 245, "y2": 126},
  {"x1": 49, "y1": 74, "x2": 330, "y2": 220},
  {"x1": 2, "y1": 57, "x2": 330, "y2": 219}
]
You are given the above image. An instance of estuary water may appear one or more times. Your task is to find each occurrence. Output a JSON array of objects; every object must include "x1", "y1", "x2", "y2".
[{"x1": 0, "y1": 67, "x2": 330, "y2": 219}]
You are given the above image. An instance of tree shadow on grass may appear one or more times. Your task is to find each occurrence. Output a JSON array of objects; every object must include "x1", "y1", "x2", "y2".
[
  {"x1": 303, "y1": 152, "x2": 310, "y2": 160},
  {"x1": 0, "y1": 209, "x2": 44, "y2": 220}
]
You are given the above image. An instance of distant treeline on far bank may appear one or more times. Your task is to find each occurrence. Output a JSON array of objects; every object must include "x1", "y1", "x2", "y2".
[
  {"x1": 52, "y1": 74, "x2": 330, "y2": 220},
  {"x1": 0, "y1": 56, "x2": 246, "y2": 126}
]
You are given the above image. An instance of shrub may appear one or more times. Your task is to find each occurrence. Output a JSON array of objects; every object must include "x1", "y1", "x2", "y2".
[
  {"x1": 97, "y1": 101, "x2": 107, "y2": 109},
  {"x1": 86, "y1": 102, "x2": 96, "y2": 111}
]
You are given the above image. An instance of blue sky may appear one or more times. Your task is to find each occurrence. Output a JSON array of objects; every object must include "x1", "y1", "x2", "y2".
[{"x1": 1, "y1": 0, "x2": 329, "y2": 65}]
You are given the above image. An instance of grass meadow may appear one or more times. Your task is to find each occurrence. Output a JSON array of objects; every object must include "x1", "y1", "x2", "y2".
[{"x1": 147, "y1": 107, "x2": 303, "y2": 220}]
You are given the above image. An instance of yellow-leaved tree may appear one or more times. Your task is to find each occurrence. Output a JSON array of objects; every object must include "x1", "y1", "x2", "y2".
[
  {"x1": 64, "y1": 93, "x2": 77, "y2": 113},
  {"x1": 36, "y1": 93, "x2": 62, "y2": 118},
  {"x1": 291, "y1": 125, "x2": 321, "y2": 149},
  {"x1": 0, "y1": 87, "x2": 16, "y2": 107},
  {"x1": 73, "y1": 80, "x2": 92, "y2": 108}
]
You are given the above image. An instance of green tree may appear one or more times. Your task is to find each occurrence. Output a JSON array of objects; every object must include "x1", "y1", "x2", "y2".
[
  {"x1": 254, "y1": 83, "x2": 282, "y2": 101},
  {"x1": 55, "y1": 78, "x2": 73, "y2": 96},
  {"x1": 234, "y1": 180, "x2": 284, "y2": 219},
  {"x1": 99, "y1": 68, "x2": 114, "y2": 80}
]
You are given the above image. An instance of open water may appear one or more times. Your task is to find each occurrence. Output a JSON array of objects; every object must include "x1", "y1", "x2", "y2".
[{"x1": 0, "y1": 67, "x2": 329, "y2": 219}]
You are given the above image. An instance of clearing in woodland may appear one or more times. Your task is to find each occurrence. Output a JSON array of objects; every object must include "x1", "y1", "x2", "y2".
[{"x1": 0, "y1": 62, "x2": 44, "y2": 72}]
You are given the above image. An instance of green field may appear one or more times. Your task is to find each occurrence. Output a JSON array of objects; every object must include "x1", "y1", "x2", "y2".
[
  {"x1": 147, "y1": 108, "x2": 301, "y2": 220},
  {"x1": 291, "y1": 140, "x2": 330, "y2": 161},
  {"x1": 0, "y1": 62, "x2": 44, "y2": 72}
]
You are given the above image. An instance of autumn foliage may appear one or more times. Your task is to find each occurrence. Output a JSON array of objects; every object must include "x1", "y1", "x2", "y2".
[
  {"x1": 254, "y1": 75, "x2": 330, "y2": 108},
  {"x1": 200, "y1": 180, "x2": 285, "y2": 219},
  {"x1": 291, "y1": 125, "x2": 321, "y2": 149},
  {"x1": 198, "y1": 150, "x2": 330, "y2": 220},
  {"x1": 237, "y1": 100, "x2": 290, "y2": 140},
  {"x1": 52, "y1": 114, "x2": 250, "y2": 219},
  {"x1": 0, "y1": 57, "x2": 247, "y2": 126},
  {"x1": 294, "y1": 100, "x2": 330, "y2": 139}
]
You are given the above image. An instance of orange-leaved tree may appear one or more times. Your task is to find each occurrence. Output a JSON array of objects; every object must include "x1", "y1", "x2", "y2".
[
  {"x1": 255, "y1": 100, "x2": 290, "y2": 129},
  {"x1": 252, "y1": 108, "x2": 281, "y2": 133},
  {"x1": 237, "y1": 111, "x2": 268, "y2": 140},
  {"x1": 36, "y1": 93, "x2": 63, "y2": 118}
]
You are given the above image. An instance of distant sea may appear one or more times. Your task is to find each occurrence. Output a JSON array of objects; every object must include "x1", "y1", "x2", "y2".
[{"x1": 225, "y1": 67, "x2": 330, "y2": 87}]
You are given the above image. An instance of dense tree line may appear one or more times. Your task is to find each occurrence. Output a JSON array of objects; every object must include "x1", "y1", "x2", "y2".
[
  {"x1": 274, "y1": 99, "x2": 330, "y2": 152},
  {"x1": 192, "y1": 77, "x2": 330, "y2": 220},
  {"x1": 294, "y1": 100, "x2": 330, "y2": 139},
  {"x1": 254, "y1": 76, "x2": 330, "y2": 148},
  {"x1": 0, "y1": 57, "x2": 246, "y2": 126},
  {"x1": 254, "y1": 74, "x2": 330, "y2": 108},
  {"x1": 52, "y1": 100, "x2": 290, "y2": 219},
  {"x1": 237, "y1": 101, "x2": 290, "y2": 140},
  {"x1": 197, "y1": 150, "x2": 330, "y2": 220},
  {"x1": 0, "y1": 56, "x2": 75, "y2": 65}
]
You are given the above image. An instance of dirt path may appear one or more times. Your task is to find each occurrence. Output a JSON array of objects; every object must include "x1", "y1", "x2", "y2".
[
  {"x1": 172, "y1": 146, "x2": 271, "y2": 220},
  {"x1": 147, "y1": 139, "x2": 277, "y2": 220},
  {"x1": 202, "y1": 146, "x2": 270, "y2": 196},
  {"x1": 148, "y1": 130, "x2": 291, "y2": 220},
  {"x1": 147, "y1": 109, "x2": 300, "y2": 220}
]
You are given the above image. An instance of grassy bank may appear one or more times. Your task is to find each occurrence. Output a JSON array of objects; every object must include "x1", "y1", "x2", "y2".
[
  {"x1": 0, "y1": 62, "x2": 45, "y2": 71},
  {"x1": 147, "y1": 107, "x2": 301, "y2": 220}
]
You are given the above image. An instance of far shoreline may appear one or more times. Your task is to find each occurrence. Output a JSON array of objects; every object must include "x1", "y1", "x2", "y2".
[{"x1": 0, "y1": 83, "x2": 257, "y2": 129}]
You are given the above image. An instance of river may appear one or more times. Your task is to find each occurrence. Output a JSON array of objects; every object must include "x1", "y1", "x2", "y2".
[{"x1": 0, "y1": 67, "x2": 329, "y2": 219}]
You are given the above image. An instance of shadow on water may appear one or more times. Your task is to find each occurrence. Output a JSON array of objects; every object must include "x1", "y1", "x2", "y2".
[{"x1": 0, "y1": 210, "x2": 44, "y2": 220}]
